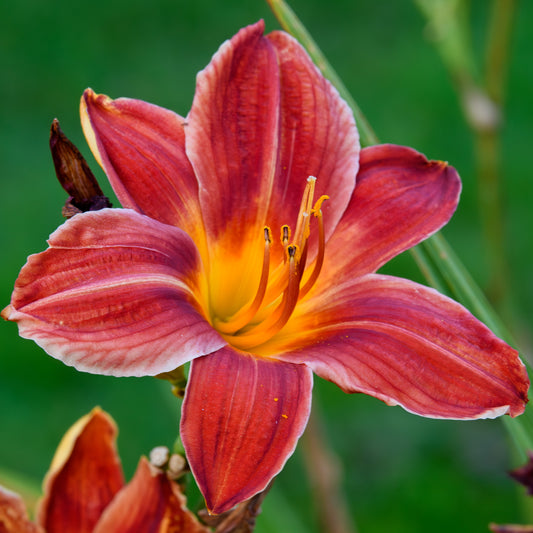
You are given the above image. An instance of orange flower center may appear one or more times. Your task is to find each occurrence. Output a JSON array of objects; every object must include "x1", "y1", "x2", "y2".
[{"x1": 213, "y1": 177, "x2": 328, "y2": 351}]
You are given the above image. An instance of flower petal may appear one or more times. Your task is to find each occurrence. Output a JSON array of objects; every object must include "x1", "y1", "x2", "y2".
[
  {"x1": 0, "y1": 486, "x2": 42, "y2": 533},
  {"x1": 320, "y1": 144, "x2": 461, "y2": 281},
  {"x1": 2, "y1": 209, "x2": 224, "y2": 376},
  {"x1": 186, "y1": 20, "x2": 358, "y2": 260},
  {"x1": 81, "y1": 89, "x2": 203, "y2": 238},
  {"x1": 37, "y1": 408, "x2": 125, "y2": 533},
  {"x1": 93, "y1": 457, "x2": 209, "y2": 533},
  {"x1": 276, "y1": 274, "x2": 528, "y2": 419},
  {"x1": 180, "y1": 347, "x2": 313, "y2": 514}
]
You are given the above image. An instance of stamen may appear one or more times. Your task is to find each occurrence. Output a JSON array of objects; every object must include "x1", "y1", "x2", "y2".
[
  {"x1": 213, "y1": 176, "x2": 329, "y2": 352},
  {"x1": 292, "y1": 177, "x2": 316, "y2": 251},
  {"x1": 280, "y1": 224, "x2": 291, "y2": 266},
  {"x1": 313, "y1": 195, "x2": 329, "y2": 214},
  {"x1": 213, "y1": 227, "x2": 272, "y2": 334},
  {"x1": 228, "y1": 245, "x2": 302, "y2": 351},
  {"x1": 294, "y1": 192, "x2": 328, "y2": 282},
  {"x1": 281, "y1": 225, "x2": 290, "y2": 247},
  {"x1": 299, "y1": 197, "x2": 328, "y2": 298}
]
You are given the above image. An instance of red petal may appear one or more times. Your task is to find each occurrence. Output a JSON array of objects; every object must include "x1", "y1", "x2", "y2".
[
  {"x1": 3, "y1": 209, "x2": 224, "y2": 376},
  {"x1": 93, "y1": 457, "x2": 209, "y2": 533},
  {"x1": 186, "y1": 21, "x2": 358, "y2": 261},
  {"x1": 180, "y1": 347, "x2": 313, "y2": 514},
  {"x1": 277, "y1": 274, "x2": 528, "y2": 419},
  {"x1": 37, "y1": 408, "x2": 125, "y2": 533},
  {"x1": 81, "y1": 89, "x2": 203, "y2": 238},
  {"x1": 0, "y1": 486, "x2": 42, "y2": 533},
  {"x1": 321, "y1": 144, "x2": 461, "y2": 282}
]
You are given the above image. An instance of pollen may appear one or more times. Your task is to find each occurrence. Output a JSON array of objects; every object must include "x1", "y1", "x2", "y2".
[{"x1": 213, "y1": 176, "x2": 328, "y2": 352}]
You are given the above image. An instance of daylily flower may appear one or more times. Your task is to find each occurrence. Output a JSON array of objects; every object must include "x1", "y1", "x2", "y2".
[
  {"x1": 0, "y1": 408, "x2": 207, "y2": 532},
  {"x1": 2, "y1": 20, "x2": 528, "y2": 514}
]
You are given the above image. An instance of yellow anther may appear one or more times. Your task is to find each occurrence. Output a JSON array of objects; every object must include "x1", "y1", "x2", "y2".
[
  {"x1": 293, "y1": 177, "x2": 316, "y2": 250},
  {"x1": 281, "y1": 225, "x2": 290, "y2": 246},
  {"x1": 287, "y1": 244, "x2": 297, "y2": 259},
  {"x1": 312, "y1": 195, "x2": 329, "y2": 215},
  {"x1": 264, "y1": 226, "x2": 272, "y2": 244}
]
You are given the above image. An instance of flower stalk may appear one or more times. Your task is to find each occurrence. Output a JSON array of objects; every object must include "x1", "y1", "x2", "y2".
[
  {"x1": 414, "y1": 0, "x2": 517, "y2": 310},
  {"x1": 265, "y1": 0, "x2": 379, "y2": 148}
]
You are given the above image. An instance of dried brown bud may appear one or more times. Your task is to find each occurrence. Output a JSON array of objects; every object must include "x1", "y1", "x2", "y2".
[
  {"x1": 510, "y1": 451, "x2": 533, "y2": 495},
  {"x1": 49, "y1": 119, "x2": 112, "y2": 217},
  {"x1": 488, "y1": 453, "x2": 533, "y2": 533},
  {"x1": 198, "y1": 480, "x2": 273, "y2": 532}
]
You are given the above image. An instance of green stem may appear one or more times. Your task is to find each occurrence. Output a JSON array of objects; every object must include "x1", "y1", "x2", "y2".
[
  {"x1": 475, "y1": 0, "x2": 517, "y2": 307},
  {"x1": 301, "y1": 408, "x2": 358, "y2": 533},
  {"x1": 414, "y1": 0, "x2": 515, "y2": 310},
  {"x1": 265, "y1": 0, "x2": 379, "y2": 148},
  {"x1": 267, "y1": 0, "x2": 532, "y2": 461},
  {"x1": 410, "y1": 244, "x2": 448, "y2": 296},
  {"x1": 475, "y1": 129, "x2": 508, "y2": 306},
  {"x1": 485, "y1": 0, "x2": 516, "y2": 105}
]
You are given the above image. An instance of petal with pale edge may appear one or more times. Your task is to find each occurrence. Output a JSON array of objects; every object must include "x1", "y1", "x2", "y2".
[
  {"x1": 93, "y1": 457, "x2": 209, "y2": 533},
  {"x1": 2, "y1": 209, "x2": 224, "y2": 376},
  {"x1": 181, "y1": 347, "x2": 313, "y2": 514},
  {"x1": 277, "y1": 274, "x2": 528, "y2": 419},
  {"x1": 81, "y1": 89, "x2": 203, "y2": 238},
  {"x1": 37, "y1": 408, "x2": 125, "y2": 533},
  {"x1": 0, "y1": 486, "x2": 42, "y2": 533},
  {"x1": 187, "y1": 20, "x2": 358, "y2": 259},
  {"x1": 321, "y1": 144, "x2": 462, "y2": 282}
]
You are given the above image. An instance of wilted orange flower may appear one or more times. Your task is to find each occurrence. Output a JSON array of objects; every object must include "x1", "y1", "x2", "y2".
[{"x1": 0, "y1": 408, "x2": 207, "y2": 532}]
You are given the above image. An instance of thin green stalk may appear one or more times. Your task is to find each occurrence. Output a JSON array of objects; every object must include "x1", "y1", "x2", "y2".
[
  {"x1": 476, "y1": 0, "x2": 517, "y2": 307},
  {"x1": 414, "y1": 0, "x2": 478, "y2": 91},
  {"x1": 485, "y1": 0, "x2": 516, "y2": 105},
  {"x1": 301, "y1": 408, "x2": 358, "y2": 533},
  {"x1": 267, "y1": 0, "x2": 532, "y2": 461},
  {"x1": 265, "y1": 0, "x2": 378, "y2": 148},
  {"x1": 414, "y1": 0, "x2": 515, "y2": 310},
  {"x1": 410, "y1": 244, "x2": 448, "y2": 296}
]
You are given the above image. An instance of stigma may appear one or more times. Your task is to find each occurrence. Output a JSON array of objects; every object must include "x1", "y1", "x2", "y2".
[{"x1": 213, "y1": 177, "x2": 328, "y2": 351}]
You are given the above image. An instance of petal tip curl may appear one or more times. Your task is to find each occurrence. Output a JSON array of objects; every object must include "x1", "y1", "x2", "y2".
[
  {"x1": 80, "y1": 88, "x2": 105, "y2": 169},
  {"x1": 1, "y1": 304, "x2": 13, "y2": 321}
]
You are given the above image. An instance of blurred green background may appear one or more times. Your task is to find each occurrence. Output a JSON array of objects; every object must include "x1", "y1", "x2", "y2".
[{"x1": 1, "y1": 0, "x2": 532, "y2": 531}]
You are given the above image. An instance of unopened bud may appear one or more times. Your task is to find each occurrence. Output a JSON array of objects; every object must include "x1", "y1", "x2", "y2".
[
  {"x1": 149, "y1": 446, "x2": 170, "y2": 468},
  {"x1": 168, "y1": 454, "x2": 187, "y2": 478}
]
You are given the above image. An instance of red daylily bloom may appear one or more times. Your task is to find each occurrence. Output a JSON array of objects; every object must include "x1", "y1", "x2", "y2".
[
  {"x1": 0, "y1": 408, "x2": 207, "y2": 532},
  {"x1": 2, "y1": 21, "x2": 528, "y2": 514}
]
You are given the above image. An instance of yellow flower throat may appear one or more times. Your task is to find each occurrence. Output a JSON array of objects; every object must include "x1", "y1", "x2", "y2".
[{"x1": 213, "y1": 177, "x2": 328, "y2": 351}]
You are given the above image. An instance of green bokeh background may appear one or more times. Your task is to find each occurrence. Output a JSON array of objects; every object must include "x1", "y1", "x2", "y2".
[{"x1": 1, "y1": 1, "x2": 532, "y2": 531}]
